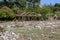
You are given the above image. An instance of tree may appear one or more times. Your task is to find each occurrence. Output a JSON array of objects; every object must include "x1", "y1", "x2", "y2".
[
  {"x1": 55, "y1": 3, "x2": 60, "y2": 7},
  {"x1": 40, "y1": 6, "x2": 53, "y2": 20},
  {"x1": 0, "y1": 1, "x2": 4, "y2": 6},
  {"x1": 55, "y1": 11, "x2": 60, "y2": 15},
  {"x1": 55, "y1": 11, "x2": 60, "y2": 20},
  {"x1": 54, "y1": 3, "x2": 60, "y2": 11},
  {"x1": 33, "y1": 0, "x2": 40, "y2": 6},
  {"x1": 8, "y1": 0, "x2": 14, "y2": 8},
  {"x1": 3, "y1": 0, "x2": 8, "y2": 5},
  {"x1": 19, "y1": 0, "x2": 27, "y2": 7}
]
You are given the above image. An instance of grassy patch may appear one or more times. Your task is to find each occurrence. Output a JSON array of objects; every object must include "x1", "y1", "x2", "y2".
[{"x1": 13, "y1": 27, "x2": 60, "y2": 40}]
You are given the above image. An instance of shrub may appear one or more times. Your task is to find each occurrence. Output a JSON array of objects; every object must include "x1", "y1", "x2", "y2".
[
  {"x1": 0, "y1": 6, "x2": 15, "y2": 20},
  {"x1": 55, "y1": 11, "x2": 60, "y2": 15},
  {"x1": 12, "y1": 6, "x2": 24, "y2": 14},
  {"x1": 55, "y1": 11, "x2": 60, "y2": 18}
]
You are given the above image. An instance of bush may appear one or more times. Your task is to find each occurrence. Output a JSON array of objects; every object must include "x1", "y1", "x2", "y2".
[
  {"x1": 12, "y1": 6, "x2": 24, "y2": 14},
  {"x1": 0, "y1": 6, "x2": 15, "y2": 20},
  {"x1": 24, "y1": 5, "x2": 41, "y2": 13},
  {"x1": 55, "y1": 11, "x2": 60, "y2": 18},
  {"x1": 55, "y1": 11, "x2": 60, "y2": 15}
]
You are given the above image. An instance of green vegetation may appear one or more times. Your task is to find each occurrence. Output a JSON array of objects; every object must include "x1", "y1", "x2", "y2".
[
  {"x1": 0, "y1": 6, "x2": 15, "y2": 20},
  {"x1": 0, "y1": 0, "x2": 60, "y2": 20}
]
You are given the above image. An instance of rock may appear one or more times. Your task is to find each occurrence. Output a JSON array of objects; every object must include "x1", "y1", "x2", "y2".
[
  {"x1": 1, "y1": 31, "x2": 17, "y2": 40},
  {"x1": 0, "y1": 36, "x2": 4, "y2": 40},
  {"x1": 35, "y1": 26, "x2": 41, "y2": 29}
]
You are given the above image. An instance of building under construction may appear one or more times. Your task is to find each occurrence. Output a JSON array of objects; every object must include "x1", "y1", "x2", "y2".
[{"x1": 15, "y1": 12, "x2": 41, "y2": 21}]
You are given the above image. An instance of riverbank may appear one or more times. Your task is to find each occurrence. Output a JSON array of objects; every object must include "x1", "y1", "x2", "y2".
[{"x1": 0, "y1": 20, "x2": 60, "y2": 40}]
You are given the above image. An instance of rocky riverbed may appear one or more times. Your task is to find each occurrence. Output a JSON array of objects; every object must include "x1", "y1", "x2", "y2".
[
  {"x1": 0, "y1": 20, "x2": 60, "y2": 27},
  {"x1": 0, "y1": 20, "x2": 60, "y2": 28},
  {"x1": 0, "y1": 20, "x2": 60, "y2": 40}
]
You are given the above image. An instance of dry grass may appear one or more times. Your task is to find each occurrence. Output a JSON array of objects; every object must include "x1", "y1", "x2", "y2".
[{"x1": 12, "y1": 26, "x2": 60, "y2": 40}]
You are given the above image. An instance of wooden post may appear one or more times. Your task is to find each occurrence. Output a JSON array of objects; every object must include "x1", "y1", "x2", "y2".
[{"x1": 28, "y1": 16, "x2": 30, "y2": 21}]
